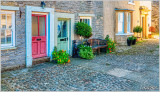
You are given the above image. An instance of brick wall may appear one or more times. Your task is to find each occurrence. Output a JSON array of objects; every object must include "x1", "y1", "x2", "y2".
[{"x1": 1, "y1": 1, "x2": 103, "y2": 71}]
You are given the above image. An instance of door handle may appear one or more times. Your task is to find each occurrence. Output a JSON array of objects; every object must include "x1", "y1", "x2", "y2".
[{"x1": 37, "y1": 38, "x2": 41, "y2": 41}]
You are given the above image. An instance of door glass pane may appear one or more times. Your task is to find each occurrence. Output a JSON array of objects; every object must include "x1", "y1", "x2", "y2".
[
  {"x1": 62, "y1": 21, "x2": 67, "y2": 37},
  {"x1": 32, "y1": 16, "x2": 38, "y2": 36},
  {"x1": 58, "y1": 21, "x2": 62, "y2": 37},
  {"x1": 6, "y1": 29, "x2": 12, "y2": 44},
  {"x1": 1, "y1": 14, "x2": 6, "y2": 29},
  {"x1": 1, "y1": 29, "x2": 5, "y2": 44},
  {"x1": 39, "y1": 17, "x2": 45, "y2": 36},
  {"x1": 7, "y1": 14, "x2": 12, "y2": 28},
  {"x1": 58, "y1": 20, "x2": 68, "y2": 38}
]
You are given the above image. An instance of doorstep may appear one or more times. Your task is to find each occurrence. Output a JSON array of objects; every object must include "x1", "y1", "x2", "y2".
[{"x1": 32, "y1": 57, "x2": 50, "y2": 65}]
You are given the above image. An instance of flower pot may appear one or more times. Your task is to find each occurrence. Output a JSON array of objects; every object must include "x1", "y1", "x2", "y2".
[
  {"x1": 132, "y1": 39, "x2": 136, "y2": 45},
  {"x1": 136, "y1": 37, "x2": 141, "y2": 41},
  {"x1": 127, "y1": 39, "x2": 132, "y2": 46}
]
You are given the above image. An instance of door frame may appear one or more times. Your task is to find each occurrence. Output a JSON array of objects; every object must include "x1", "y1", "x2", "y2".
[
  {"x1": 26, "y1": 6, "x2": 54, "y2": 67},
  {"x1": 54, "y1": 12, "x2": 75, "y2": 56}
]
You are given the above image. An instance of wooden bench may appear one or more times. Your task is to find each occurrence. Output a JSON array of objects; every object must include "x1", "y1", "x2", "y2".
[{"x1": 87, "y1": 38, "x2": 107, "y2": 54}]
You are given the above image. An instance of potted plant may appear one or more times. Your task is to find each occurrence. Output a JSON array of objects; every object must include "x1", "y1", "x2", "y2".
[
  {"x1": 133, "y1": 26, "x2": 142, "y2": 41},
  {"x1": 75, "y1": 22, "x2": 92, "y2": 41},
  {"x1": 132, "y1": 36, "x2": 137, "y2": 45},
  {"x1": 127, "y1": 36, "x2": 134, "y2": 46}
]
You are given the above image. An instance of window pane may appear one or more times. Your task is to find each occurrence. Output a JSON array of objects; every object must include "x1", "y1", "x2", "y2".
[
  {"x1": 118, "y1": 12, "x2": 124, "y2": 33},
  {"x1": 127, "y1": 13, "x2": 131, "y2": 33},
  {"x1": 39, "y1": 17, "x2": 45, "y2": 36},
  {"x1": 87, "y1": 19, "x2": 90, "y2": 26},
  {"x1": 32, "y1": 16, "x2": 38, "y2": 36},
  {"x1": 6, "y1": 29, "x2": 12, "y2": 44},
  {"x1": 80, "y1": 19, "x2": 82, "y2": 22},
  {"x1": 84, "y1": 19, "x2": 87, "y2": 24},
  {"x1": 1, "y1": 29, "x2": 5, "y2": 44},
  {"x1": 7, "y1": 14, "x2": 12, "y2": 28},
  {"x1": 1, "y1": 14, "x2": 6, "y2": 29}
]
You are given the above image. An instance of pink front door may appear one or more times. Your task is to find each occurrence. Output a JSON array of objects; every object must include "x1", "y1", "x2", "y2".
[{"x1": 32, "y1": 14, "x2": 46, "y2": 59}]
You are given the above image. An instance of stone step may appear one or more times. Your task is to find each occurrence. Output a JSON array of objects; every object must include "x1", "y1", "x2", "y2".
[{"x1": 32, "y1": 57, "x2": 50, "y2": 65}]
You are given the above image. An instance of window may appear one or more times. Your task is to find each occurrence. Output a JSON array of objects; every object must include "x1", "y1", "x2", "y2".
[
  {"x1": 80, "y1": 17, "x2": 91, "y2": 26},
  {"x1": 1, "y1": 11, "x2": 15, "y2": 47},
  {"x1": 127, "y1": 13, "x2": 131, "y2": 33},
  {"x1": 128, "y1": 0, "x2": 135, "y2": 5},
  {"x1": 118, "y1": 12, "x2": 124, "y2": 33},
  {"x1": 129, "y1": 0, "x2": 134, "y2": 3}
]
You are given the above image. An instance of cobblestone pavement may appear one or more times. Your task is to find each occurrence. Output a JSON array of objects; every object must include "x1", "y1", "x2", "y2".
[{"x1": 1, "y1": 39, "x2": 159, "y2": 91}]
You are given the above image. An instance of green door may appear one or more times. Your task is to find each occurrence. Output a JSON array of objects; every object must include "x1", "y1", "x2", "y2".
[{"x1": 57, "y1": 19, "x2": 69, "y2": 53}]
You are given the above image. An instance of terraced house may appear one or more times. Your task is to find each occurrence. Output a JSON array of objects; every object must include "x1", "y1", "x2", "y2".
[{"x1": 1, "y1": 1, "x2": 152, "y2": 71}]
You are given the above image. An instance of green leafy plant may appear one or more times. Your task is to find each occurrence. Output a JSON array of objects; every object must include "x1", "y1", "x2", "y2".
[
  {"x1": 128, "y1": 36, "x2": 135, "y2": 41},
  {"x1": 78, "y1": 44, "x2": 94, "y2": 59},
  {"x1": 75, "y1": 22, "x2": 92, "y2": 38},
  {"x1": 133, "y1": 26, "x2": 143, "y2": 37},
  {"x1": 134, "y1": 36, "x2": 137, "y2": 40},
  {"x1": 105, "y1": 35, "x2": 115, "y2": 53},
  {"x1": 128, "y1": 36, "x2": 137, "y2": 41},
  {"x1": 52, "y1": 48, "x2": 70, "y2": 64}
]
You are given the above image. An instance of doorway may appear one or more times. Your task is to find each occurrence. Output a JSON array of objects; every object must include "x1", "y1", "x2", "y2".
[
  {"x1": 32, "y1": 14, "x2": 47, "y2": 59},
  {"x1": 57, "y1": 19, "x2": 69, "y2": 53}
]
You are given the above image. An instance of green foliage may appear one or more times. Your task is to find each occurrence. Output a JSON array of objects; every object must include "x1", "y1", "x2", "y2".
[
  {"x1": 105, "y1": 35, "x2": 116, "y2": 53},
  {"x1": 78, "y1": 44, "x2": 94, "y2": 59},
  {"x1": 128, "y1": 36, "x2": 137, "y2": 41},
  {"x1": 75, "y1": 22, "x2": 92, "y2": 38},
  {"x1": 133, "y1": 26, "x2": 142, "y2": 33},
  {"x1": 52, "y1": 48, "x2": 70, "y2": 64}
]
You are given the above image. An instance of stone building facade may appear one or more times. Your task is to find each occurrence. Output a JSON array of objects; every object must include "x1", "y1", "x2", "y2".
[
  {"x1": 151, "y1": 1, "x2": 159, "y2": 34},
  {"x1": 1, "y1": 1, "x2": 103, "y2": 71},
  {"x1": 1, "y1": 1, "x2": 152, "y2": 71}
]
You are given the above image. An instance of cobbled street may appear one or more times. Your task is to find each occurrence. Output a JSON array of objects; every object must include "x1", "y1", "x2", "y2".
[{"x1": 1, "y1": 39, "x2": 159, "y2": 91}]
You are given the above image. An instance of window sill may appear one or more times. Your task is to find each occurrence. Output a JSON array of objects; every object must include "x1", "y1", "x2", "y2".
[
  {"x1": 128, "y1": 2, "x2": 135, "y2": 5},
  {"x1": 1, "y1": 46, "x2": 17, "y2": 51},
  {"x1": 115, "y1": 33, "x2": 134, "y2": 36}
]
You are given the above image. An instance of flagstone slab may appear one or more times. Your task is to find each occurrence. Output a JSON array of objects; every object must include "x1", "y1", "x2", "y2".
[{"x1": 107, "y1": 68, "x2": 132, "y2": 77}]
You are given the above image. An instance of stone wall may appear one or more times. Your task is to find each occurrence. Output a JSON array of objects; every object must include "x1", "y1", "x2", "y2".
[
  {"x1": 55, "y1": 1, "x2": 103, "y2": 40},
  {"x1": 151, "y1": 1, "x2": 159, "y2": 34},
  {"x1": 1, "y1": 1, "x2": 103, "y2": 71}
]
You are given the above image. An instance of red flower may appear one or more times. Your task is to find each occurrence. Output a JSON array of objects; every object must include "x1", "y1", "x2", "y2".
[
  {"x1": 109, "y1": 48, "x2": 111, "y2": 50},
  {"x1": 149, "y1": 26, "x2": 156, "y2": 32}
]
